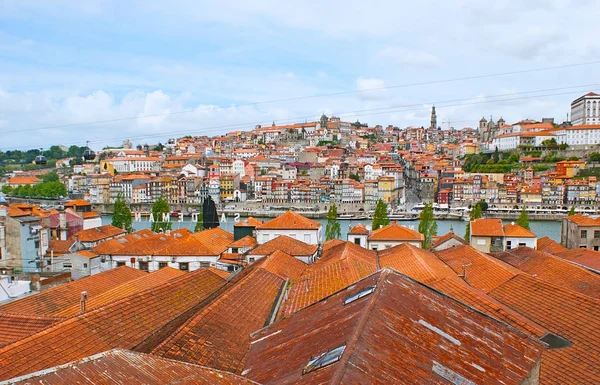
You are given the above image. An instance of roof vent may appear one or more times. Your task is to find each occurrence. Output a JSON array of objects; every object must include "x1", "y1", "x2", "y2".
[
  {"x1": 540, "y1": 333, "x2": 572, "y2": 349},
  {"x1": 80, "y1": 291, "x2": 88, "y2": 314}
]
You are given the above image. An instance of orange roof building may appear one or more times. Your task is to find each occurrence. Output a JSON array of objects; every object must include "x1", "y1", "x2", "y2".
[
  {"x1": 367, "y1": 222, "x2": 424, "y2": 250},
  {"x1": 469, "y1": 218, "x2": 505, "y2": 253},
  {"x1": 247, "y1": 235, "x2": 318, "y2": 264},
  {"x1": 255, "y1": 211, "x2": 322, "y2": 245}
]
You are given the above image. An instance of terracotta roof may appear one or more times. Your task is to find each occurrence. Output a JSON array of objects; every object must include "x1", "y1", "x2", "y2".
[
  {"x1": 234, "y1": 217, "x2": 264, "y2": 228},
  {"x1": 55, "y1": 267, "x2": 186, "y2": 317},
  {"x1": 7, "y1": 176, "x2": 41, "y2": 185},
  {"x1": 259, "y1": 250, "x2": 308, "y2": 281},
  {"x1": 158, "y1": 228, "x2": 233, "y2": 256},
  {"x1": 74, "y1": 250, "x2": 98, "y2": 259},
  {"x1": 435, "y1": 245, "x2": 519, "y2": 293},
  {"x1": 493, "y1": 247, "x2": 600, "y2": 298},
  {"x1": 378, "y1": 245, "x2": 545, "y2": 337},
  {"x1": 0, "y1": 314, "x2": 65, "y2": 348},
  {"x1": 430, "y1": 231, "x2": 467, "y2": 249},
  {"x1": 91, "y1": 229, "x2": 156, "y2": 255},
  {"x1": 152, "y1": 267, "x2": 285, "y2": 374},
  {"x1": 378, "y1": 243, "x2": 458, "y2": 284},
  {"x1": 0, "y1": 266, "x2": 147, "y2": 316},
  {"x1": 82, "y1": 211, "x2": 101, "y2": 219},
  {"x1": 503, "y1": 223, "x2": 536, "y2": 238},
  {"x1": 7, "y1": 349, "x2": 259, "y2": 385},
  {"x1": 321, "y1": 239, "x2": 345, "y2": 255},
  {"x1": 0, "y1": 268, "x2": 226, "y2": 381},
  {"x1": 245, "y1": 269, "x2": 544, "y2": 385},
  {"x1": 555, "y1": 248, "x2": 600, "y2": 272},
  {"x1": 537, "y1": 236, "x2": 568, "y2": 254},
  {"x1": 367, "y1": 222, "x2": 424, "y2": 241},
  {"x1": 470, "y1": 218, "x2": 505, "y2": 237},
  {"x1": 64, "y1": 199, "x2": 92, "y2": 207},
  {"x1": 281, "y1": 242, "x2": 377, "y2": 317},
  {"x1": 490, "y1": 274, "x2": 600, "y2": 384},
  {"x1": 249, "y1": 235, "x2": 317, "y2": 257},
  {"x1": 564, "y1": 213, "x2": 600, "y2": 227},
  {"x1": 256, "y1": 211, "x2": 321, "y2": 230},
  {"x1": 75, "y1": 225, "x2": 125, "y2": 243},
  {"x1": 206, "y1": 267, "x2": 232, "y2": 279},
  {"x1": 47, "y1": 239, "x2": 75, "y2": 255},
  {"x1": 229, "y1": 235, "x2": 257, "y2": 249},
  {"x1": 348, "y1": 223, "x2": 369, "y2": 235}
]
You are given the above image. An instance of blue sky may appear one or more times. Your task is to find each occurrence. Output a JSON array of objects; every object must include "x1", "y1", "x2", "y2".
[{"x1": 1, "y1": 0, "x2": 600, "y2": 150}]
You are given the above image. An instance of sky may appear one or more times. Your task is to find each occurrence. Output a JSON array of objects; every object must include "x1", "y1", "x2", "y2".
[{"x1": 1, "y1": 0, "x2": 600, "y2": 150}]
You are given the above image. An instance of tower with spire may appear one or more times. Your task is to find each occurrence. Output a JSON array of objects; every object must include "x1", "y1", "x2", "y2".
[{"x1": 430, "y1": 105, "x2": 437, "y2": 130}]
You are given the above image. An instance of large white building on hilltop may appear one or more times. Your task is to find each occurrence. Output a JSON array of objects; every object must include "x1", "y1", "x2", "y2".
[{"x1": 571, "y1": 92, "x2": 600, "y2": 126}]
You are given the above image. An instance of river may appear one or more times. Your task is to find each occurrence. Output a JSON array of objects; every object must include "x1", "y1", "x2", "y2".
[{"x1": 102, "y1": 215, "x2": 562, "y2": 241}]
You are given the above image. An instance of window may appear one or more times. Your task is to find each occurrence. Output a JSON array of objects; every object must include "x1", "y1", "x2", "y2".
[
  {"x1": 116, "y1": 261, "x2": 126, "y2": 267},
  {"x1": 519, "y1": 243, "x2": 526, "y2": 247},
  {"x1": 476, "y1": 239, "x2": 486, "y2": 245},
  {"x1": 139, "y1": 261, "x2": 149, "y2": 271},
  {"x1": 581, "y1": 230, "x2": 588, "y2": 239},
  {"x1": 594, "y1": 246, "x2": 599, "y2": 251},
  {"x1": 506, "y1": 241, "x2": 512, "y2": 250},
  {"x1": 580, "y1": 245, "x2": 587, "y2": 249},
  {"x1": 344, "y1": 286, "x2": 376, "y2": 305},
  {"x1": 63, "y1": 263, "x2": 72, "y2": 268},
  {"x1": 354, "y1": 237, "x2": 361, "y2": 245},
  {"x1": 303, "y1": 345, "x2": 346, "y2": 375},
  {"x1": 83, "y1": 263, "x2": 88, "y2": 268},
  {"x1": 304, "y1": 234, "x2": 311, "y2": 243},
  {"x1": 179, "y1": 262, "x2": 189, "y2": 271},
  {"x1": 249, "y1": 257, "x2": 255, "y2": 263},
  {"x1": 595, "y1": 231, "x2": 600, "y2": 239},
  {"x1": 158, "y1": 262, "x2": 168, "y2": 269},
  {"x1": 200, "y1": 261, "x2": 210, "y2": 268}
]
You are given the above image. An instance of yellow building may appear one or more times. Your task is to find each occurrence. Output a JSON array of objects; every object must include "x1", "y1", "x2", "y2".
[{"x1": 377, "y1": 176, "x2": 395, "y2": 204}]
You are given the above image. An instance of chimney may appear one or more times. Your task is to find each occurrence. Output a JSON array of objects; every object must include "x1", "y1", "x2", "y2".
[
  {"x1": 305, "y1": 277, "x2": 310, "y2": 293},
  {"x1": 80, "y1": 291, "x2": 88, "y2": 314}
]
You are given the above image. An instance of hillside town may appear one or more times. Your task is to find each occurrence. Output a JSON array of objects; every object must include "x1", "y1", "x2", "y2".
[{"x1": 0, "y1": 92, "x2": 599, "y2": 383}]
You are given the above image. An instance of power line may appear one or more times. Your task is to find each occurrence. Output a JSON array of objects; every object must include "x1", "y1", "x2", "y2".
[
  {"x1": 2, "y1": 85, "x2": 594, "y2": 151},
  {"x1": 2, "y1": 60, "x2": 600, "y2": 136}
]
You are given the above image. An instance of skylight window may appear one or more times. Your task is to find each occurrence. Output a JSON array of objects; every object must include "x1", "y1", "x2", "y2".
[
  {"x1": 302, "y1": 345, "x2": 346, "y2": 375},
  {"x1": 343, "y1": 286, "x2": 376, "y2": 305}
]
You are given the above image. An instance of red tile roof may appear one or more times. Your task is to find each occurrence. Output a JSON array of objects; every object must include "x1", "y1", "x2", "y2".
[
  {"x1": 537, "y1": 236, "x2": 568, "y2": 254},
  {"x1": 348, "y1": 223, "x2": 369, "y2": 235},
  {"x1": 7, "y1": 349, "x2": 259, "y2": 385},
  {"x1": 75, "y1": 225, "x2": 125, "y2": 243},
  {"x1": 493, "y1": 247, "x2": 600, "y2": 299},
  {"x1": 160, "y1": 228, "x2": 233, "y2": 256},
  {"x1": 435, "y1": 245, "x2": 519, "y2": 293},
  {"x1": 259, "y1": 250, "x2": 308, "y2": 281},
  {"x1": 0, "y1": 268, "x2": 226, "y2": 381},
  {"x1": 64, "y1": 199, "x2": 92, "y2": 208},
  {"x1": 245, "y1": 269, "x2": 544, "y2": 385},
  {"x1": 229, "y1": 235, "x2": 257, "y2": 249},
  {"x1": 503, "y1": 223, "x2": 537, "y2": 238},
  {"x1": 152, "y1": 267, "x2": 285, "y2": 374},
  {"x1": 430, "y1": 231, "x2": 467, "y2": 249},
  {"x1": 55, "y1": 267, "x2": 186, "y2": 317},
  {"x1": 490, "y1": 274, "x2": 600, "y2": 384},
  {"x1": 0, "y1": 266, "x2": 147, "y2": 316},
  {"x1": 379, "y1": 243, "x2": 458, "y2": 284},
  {"x1": 46, "y1": 239, "x2": 75, "y2": 255},
  {"x1": 281, "y1": 242, "x2": 377, "y2": 317},
  {"x1": 470, "y1": 218, "x2": 505, "y2": 237},
  {"x1": 367, "y1": 222, "x2": 424, "y2": 241},
  {"x1": 0, "y1": 314, "x2": 65, "y2": 348},
  {"x1": 556, "y1": 248, "x2": 600, "y2": 272},
  {"x1": 564, "y1": 213, "x2": 600, "y2": 226},
  {"x1": 249, "y1": 235, "x2": 317, "y2": 257},
  {"x1": 256, "y1": 211, "x2": 320, "y2": 230}
]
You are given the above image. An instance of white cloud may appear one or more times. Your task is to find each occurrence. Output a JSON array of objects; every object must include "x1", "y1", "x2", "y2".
[
  {"x1": 377, "y1": 47, "x2": 439, "y2": 67},
  {"x1": 356, "y1": 78, "x2": 387, "y2": 100}
]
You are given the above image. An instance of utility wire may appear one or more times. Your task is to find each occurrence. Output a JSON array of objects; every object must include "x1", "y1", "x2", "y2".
[
  {"x1": 2, "y1": 85, "x2": 594, "y2": 151},
  {"x1": 2, "y1": 60, "x2": 600, "y2": 135}
]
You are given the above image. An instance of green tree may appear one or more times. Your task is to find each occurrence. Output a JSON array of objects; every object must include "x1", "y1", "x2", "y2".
[
  {"x1": 41, "y1": 171, "x2": 59, "y2": 183},
  {"x1": 418, "y1": 203, "x2": 437, "y2": 248},
  {"x1": 112, "y1": 193, "x2": 134, "y2": 233},
  {"x1": 589, "y1": 152, "x2": 600, "y2": 162},
  {"x1": 568, "y1": 156, "x2": 580, "y2": 161},
  {"x1": 194, "y1": 210, "x2": 204, "y2": 232},
  {"x1": 508, "y1": 153, "x2": 520, "y2": 163},
  {"x1": 349, "y1": 173, "x2": 360, "y2": 182},
  {"x1": 372, "y1": 199, "x2": 390, "y2": 230},
  {"x1": 151, "y1": 197, "x2": 172, "y2": 233},
  {"x1": 325, "y1": 204, "x2": 342, "y2": 240},
  {"x1": 465, "y1": 203, "x2": 482, "y2": 240},
  {"x1": 493, "y1": 147, "x2": 500, "y2": 164},
  {"x1": 568, "y1": 206, "x2": 576, "y2": 216},
  {"x1": 516, "y1": 207, "x2": 530, "y2": 231}
]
